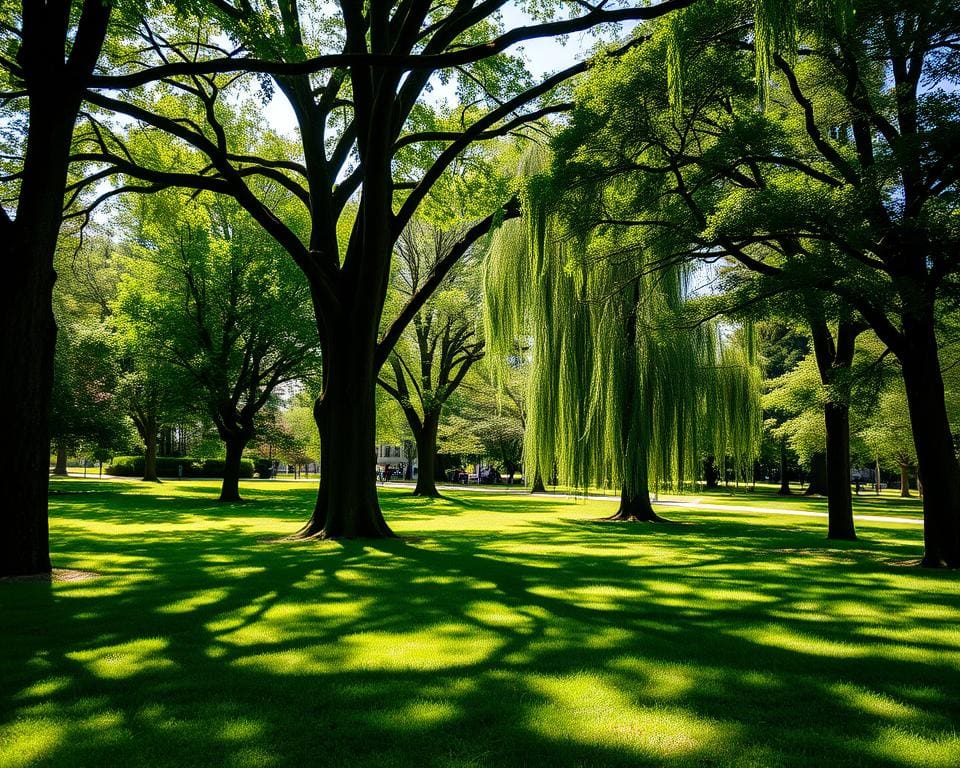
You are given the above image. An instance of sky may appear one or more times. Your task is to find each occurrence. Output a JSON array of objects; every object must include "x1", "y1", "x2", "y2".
[{"x1": 263, "y1": 4, "x2": 631, "y2": 135}]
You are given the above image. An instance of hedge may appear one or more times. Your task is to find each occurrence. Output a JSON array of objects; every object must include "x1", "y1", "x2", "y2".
[{"x1": 107, "y1": 456, "x2": 254, "y2": 478}]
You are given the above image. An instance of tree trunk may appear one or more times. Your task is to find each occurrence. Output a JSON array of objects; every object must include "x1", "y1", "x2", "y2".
[
  {"x1": 142, "y1": 422, "x2": 159, "y2": 482},
  {"x1": 824, "y1": 403, "x2": 856, "y2": 540},
  {"x1": 0, "y1": 0, "x2": 111, "y2": 579},
  {"x1": 777, "y1": 439, "x2": 792, "y2": 495},
  {"x1": 412, "y1": 413, "x2": 440, "y2": 497},
  {"x1": 531, "y1": 466, "x2": 546, "y2": 493},
  {"x1": 900, "y1": 319, "x2": 960, "y2": 567},
  {"x1": 53, "y1": 439, "x2": 69, "y2": 476},
  {"x1": 606, "y1": 484, "x2": 666, "y2": 522},
  {"x1": 219, "y1": 436, "x2": 248, "y2": 502},
  {"x1": 899, "y1": 463, "x2": 911, "y2": 497},
  {"x1": 0, "y1": 240, "x2": 56, "y2": 576},
  {"x1": 0, "y1": 1, "x2": 113, "y2": 577},
  {"x1": 704, "y1": 455, "x2": 719, "y2": 489},
  {"x1": 805, "y1": 453, "x2": 828, "y2": 496},
  {"x1": 298, "y1": 330, "x2": 394, "y2": 539},
  {"x1": 806, "y1": 314, "x2": 858, "y2": 537}
]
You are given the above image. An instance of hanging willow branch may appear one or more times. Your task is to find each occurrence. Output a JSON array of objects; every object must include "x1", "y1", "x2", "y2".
[{"x1": 483, "y1": 146, "x2": 762, "y2": 504}]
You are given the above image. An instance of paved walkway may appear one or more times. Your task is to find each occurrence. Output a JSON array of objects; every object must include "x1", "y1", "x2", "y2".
[
  {"x1": 432, "y1": 484, "x2": 924, "y2": 527},
  {"x1": 87, "y1": 475, "x2": 924, "y2": 527}
]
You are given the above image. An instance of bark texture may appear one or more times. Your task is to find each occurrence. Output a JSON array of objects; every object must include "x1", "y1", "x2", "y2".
[
  {"x1": 412, "y1": 414, "x2": 440, "y2": 497},
  {"x1": 606, "y1": 486, "x2": 667, "y2": 522},
  {"x1": 0, "y1": 0, "x2": 111, "y2": 576},
  {"x1": 219, "y1": 435, "x2": 249, "y2": 502},
  {"x1": 299, "y1": 329, "x2": 394, "y2": 539},
  {"x1": 900, "y1": 317, "x2": 960, "y2": 567}
]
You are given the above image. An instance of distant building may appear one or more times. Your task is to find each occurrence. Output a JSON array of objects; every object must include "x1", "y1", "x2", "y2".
[
  {"x1": 375, "y1": 444, "x2": 418, "y2": 478},
  {"x1": 375, "y1": 444, "x2": 404, "y2": 467}
]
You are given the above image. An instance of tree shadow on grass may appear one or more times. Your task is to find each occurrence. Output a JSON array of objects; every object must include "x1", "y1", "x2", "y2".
[{"x1": 2, "y1": 484, "x2": 958, "y2": 767}]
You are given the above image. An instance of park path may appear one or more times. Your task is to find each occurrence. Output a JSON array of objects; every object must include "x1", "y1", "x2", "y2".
[
  {"x1": 90, "y1": 474, "x2": 922, "y2": 527},
  {"x1": 431, "y1": 483, "x2": 924, "y2": 527}
]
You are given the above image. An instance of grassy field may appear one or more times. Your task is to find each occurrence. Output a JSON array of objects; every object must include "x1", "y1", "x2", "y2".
[
  {"x1": 1, "y1": 479, "x2": 958, "y2": 767},
  {"x1": 379, "y1": 478, "x2": 925, "y2": 520}
]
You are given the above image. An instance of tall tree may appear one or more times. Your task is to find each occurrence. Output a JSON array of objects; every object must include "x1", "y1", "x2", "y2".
[
  {"x1": 552, "y1": 0, "x2": 960, "y2": 564},
  {"x1": 484, "y1": 148, "x2": 762, "y2": 520},
  {"x1": 0, "y1": 0, "x2": 112, "y2": 575},
  {"x1": 113, "y1": 189, "x2": 319, "y2": 501},
  {"x1": 378, "y1": 220, "x2": 485, "y2": 497},
  {"x1": 73, "y1": 1, "x2": 697, "y2": 539},
  {"x1": 49, "y1": 236, "x2": 129, "y2": 474},
  {"x1": 757, "y1": 320, "x2": 809, "y2": 494}
]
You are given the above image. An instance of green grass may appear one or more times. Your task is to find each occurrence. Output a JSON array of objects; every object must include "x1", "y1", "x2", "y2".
[
  {"x1": 2, "y1": 478, "x2": 958, "y2": 768},
  {"x1": 686, "y1": 483, "x2": 926, "y2": 520},
  {"x1": 422, "y1": 478, "x2": 925, "y2": 521}
]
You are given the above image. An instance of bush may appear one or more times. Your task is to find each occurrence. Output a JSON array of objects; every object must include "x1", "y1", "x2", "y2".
[
  {"x1": 254, "y1": 458, "x2": 274, "y2": 478},
  {"x1": 106, "y1": 456, "x2": 143, "y2": 476},
  {"x1": 106, "y1": 456, "x2": 253, "y2": 478},
  {"x1": 196, "y1": 458, "x2": 254, "y2": 478}
]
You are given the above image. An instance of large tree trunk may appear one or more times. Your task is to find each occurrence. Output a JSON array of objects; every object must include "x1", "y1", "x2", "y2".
[
  {"x1": 807, "y1": 315, "x2": 857, "y2": 538},
  {"x1": 0, "y1": 239, "x2": 56, "y2": 576},
  {"x1": 824, "y1": 403, "x2": 856, "y2": 540},
  {"x1": 299, "y1": 330, "x2": 394, "y2": 539},
  {"x1": 53, "y1": 439, "x2": 69, "y2": 476},
  {"x1": 606, "y1": 484, "x2": 666, "y2": 522},
  {"x1": 412, "y1": 413, "x2": 440, "y2": 497},
  {"x1": 0, "y1": 1, "x2": 111, "y2": 577},
  {"x1": 900, "y1": 319, "x2": 960, "y2": 567},
  {"x1": 219, "y1": 436, "x2": 248, "y2": 502}
]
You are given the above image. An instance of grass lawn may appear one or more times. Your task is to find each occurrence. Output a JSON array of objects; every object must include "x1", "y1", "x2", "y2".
[
  {"x1": 682, "y1": 484, "x2": 926, "y2": 520},
  {"x1": 2, "y1": 478, "x2": 958, "y2": 767}
]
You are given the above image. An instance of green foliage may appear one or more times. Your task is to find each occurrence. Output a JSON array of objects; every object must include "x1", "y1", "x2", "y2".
[
  {"x1": 484, "y1": 146, "x2": 763, "y2": 494},
  {"x1": 380, "y1": 218, "x2": 486, "y2": 443},
  {"x1": 111, "y1": 186, "x2": 319, "y2": 449},
  {"x1": 763, "y1": 355, "x2": 826, "y2": 463}
]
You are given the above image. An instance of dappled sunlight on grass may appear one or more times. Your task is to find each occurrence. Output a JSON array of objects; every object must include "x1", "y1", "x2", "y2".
[
  {"x1": 867, "y1": 727, "x2": 960, "y2": 768},
  {"x1": 525, "y1": 672, "x2": 726, "y2": 758},
  {"x1": 0, "y1": 718, "x2": 63, "y2": 768},
  {"x1": 1, "y1": 478, "x2": 958, "y2": 766},
  {"x1": 66, "y1": 638, "x2": 178, "y2": 680},
  {"x1": 733, "y1": 624, "x2": 872, "y2": 659}
]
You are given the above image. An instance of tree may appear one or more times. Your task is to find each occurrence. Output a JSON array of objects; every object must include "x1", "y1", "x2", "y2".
[
  {"x1": 860, "y1": 384, "x2": 919, "y2": 497},
  {"x1": 113, "y1": 336, "x2": 190, "y2": 482},
  {"x1": 551, "y1": 0, "x2": 960, "y2": 564},
  {"x1": 0, "y1": 0, "x2": 112, "y2": 575},
  {"x1": 113, "y1": 189, "x2": 319, "y2": 500},
  {"x1": 50, "y1": 320, "x2": 129, "y2": 473},
  {"x1": 757, "y1": 320, "x2": 809, "y2": 494},
  {"x1": 378, "y1": 220, "x2": 485, "y2": 497},
  {"x1": 484, "y1": 147, "x2": 762, "y2": 521},
  {"x1": 72, "y1": 0, "x2": 698, "y2": 539},
  {"x1": 49, "y1": 237, "x2": 130, "y2": 474}
]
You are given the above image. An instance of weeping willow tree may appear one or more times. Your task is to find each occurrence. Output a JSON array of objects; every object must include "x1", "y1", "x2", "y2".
[{"x1": 484, "y1": 146, "x2": 761, "y2": 521}]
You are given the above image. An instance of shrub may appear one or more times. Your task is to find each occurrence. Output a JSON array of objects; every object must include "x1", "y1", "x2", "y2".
[
  {"x1": 197, "y1": 459, "x2": 254, "y2": 478},
  {"x1": 106, "y1": 456, "x2": 252, "y2": 478},
  {"x1": 106, "y1": 456, "x2": 142, "y2": 476}
]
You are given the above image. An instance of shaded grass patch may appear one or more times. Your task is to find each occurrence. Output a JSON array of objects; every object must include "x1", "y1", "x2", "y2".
[{"x1": 0, "y1": 478, "x2": 957, "y2": 767}]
